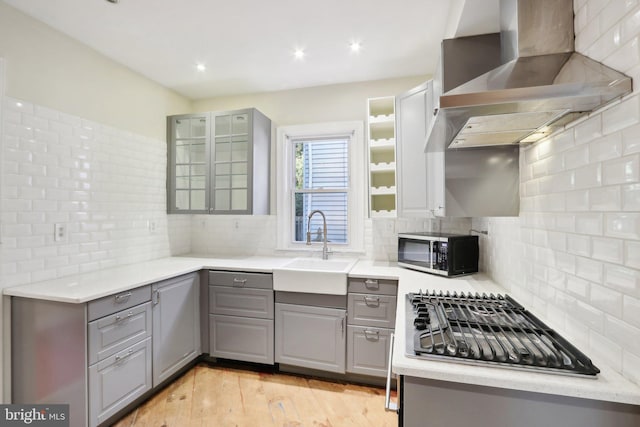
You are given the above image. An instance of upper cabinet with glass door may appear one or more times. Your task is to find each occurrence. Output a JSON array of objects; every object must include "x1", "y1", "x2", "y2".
[
  {"x1": 167, "y1": 114, "x2": 210, "y2": 213},
  {"x1": 167, "y1": 108, "x2": 271, "y2": 215}
]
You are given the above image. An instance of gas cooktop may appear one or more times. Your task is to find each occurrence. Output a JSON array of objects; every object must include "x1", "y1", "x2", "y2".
[{"x1": 405, "y1": 291, "x2": 600, "y2": 377}]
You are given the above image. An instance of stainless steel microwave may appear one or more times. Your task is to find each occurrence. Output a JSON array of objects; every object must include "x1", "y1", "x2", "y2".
[{"x1": 397, "y1": 232, "x2": 479, "y2": 276}]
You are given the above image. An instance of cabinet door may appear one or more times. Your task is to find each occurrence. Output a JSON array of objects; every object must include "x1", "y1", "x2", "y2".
[
  {"x1": 167, "y1": 114, "x2": 210, "y2": 213},
  {"x1": 212, "y1": 111, "x2": 252, "y2": 214},
  {"x1": 347, "y1": 325, "x2": 391, "y2": 377},
  {"x1": 88, "y1": 338, "x2": 152, "y2": 427},
  {"x1": 396, "y1": 82, "x2": 430, "y2": 217},
  {"x1": 152, "y1": 273, "x2": 200, "y2": 387},
  {"x1": 209, "y1": 314, "x2": 274, "y2": 364},
  {"x1": 275, "y1": 303, "x2": 346, "y2": 373}
]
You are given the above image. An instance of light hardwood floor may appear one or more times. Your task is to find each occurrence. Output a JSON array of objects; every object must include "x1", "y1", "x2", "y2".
[{"x1": 113, "y1": 363, "x2": 398, "y2": 427}]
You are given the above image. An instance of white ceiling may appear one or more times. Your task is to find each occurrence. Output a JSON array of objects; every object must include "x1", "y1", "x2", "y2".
[
  {"x1": 4, "y1": 0, "x2": 497, "y2": 99},
  {"x1": 3, "y1": 0, "x2": 481, "y2": 100}
]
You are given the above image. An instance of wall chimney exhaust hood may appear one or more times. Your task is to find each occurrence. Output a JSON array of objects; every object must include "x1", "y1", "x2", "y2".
[{"x1": 426, "y1": 0, "x2": 632, "y2": 152}]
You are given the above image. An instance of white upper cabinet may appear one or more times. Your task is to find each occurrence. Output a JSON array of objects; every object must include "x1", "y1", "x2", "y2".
[{"x1": 395, "y1": 81, "x2": 434, "y2": 217}]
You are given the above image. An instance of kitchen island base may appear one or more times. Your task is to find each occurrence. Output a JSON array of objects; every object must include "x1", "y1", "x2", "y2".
[{"x1": 401, "y1": 376, "x2": 640, "y2": 427}]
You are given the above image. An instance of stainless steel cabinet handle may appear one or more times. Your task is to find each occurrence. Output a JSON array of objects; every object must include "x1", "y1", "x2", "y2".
[
  {"x1": 232, "y1": 278, "x2": 247, "y2": 287},
  {"x1": 385, "y1": 333, "x2": 398, "y2": 412},
  {"x1": 364, "y1": 279, "x2": 379, "y2": 290},
  {"x1": 341, "y1": 317, "x2": 345, "y2": 337},
  {"x1": 152, "y1": 289, "x2": 159, "y2": 305},
  {"x1": 364, "y1": 295, "x2": 380, "y2": 307},
  {"x1": 115, "y1": 349, "x2": 134, "y2": 363},
  {"x1": 115, "y1": 312, "x2": 133, "y2": 323},
  {"x1": 364, "y1": 329, "x2": 380, "y2": 340},
  {"x1": 114, "y1": 292, "x2": 132, "y2": 303}
]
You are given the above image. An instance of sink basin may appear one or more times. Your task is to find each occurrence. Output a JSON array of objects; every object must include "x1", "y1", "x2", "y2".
[{"x1": 272, "y1": 257, "x2": 358, "y2": 295}]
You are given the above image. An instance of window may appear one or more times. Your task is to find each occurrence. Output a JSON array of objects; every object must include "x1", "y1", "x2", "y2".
[
  {"x1": 277, "y1": 122, "x2": 365, "y2": 253},
  {"x1": 293, "y1": 137, "x2": 348, "y2": 243}
]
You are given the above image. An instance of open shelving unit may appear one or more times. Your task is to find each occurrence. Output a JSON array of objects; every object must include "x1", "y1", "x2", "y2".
[{"x1": 367, "y1": 96, "x2": 397, "y2": 217}]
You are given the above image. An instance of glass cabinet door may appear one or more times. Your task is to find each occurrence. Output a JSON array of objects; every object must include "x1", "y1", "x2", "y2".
[
  {"x1": 212, "y1": 112, "x2": 250, "y2": 212},
  {"x1": 170, "y1": 115, "x2": 209, "y2": 212}
]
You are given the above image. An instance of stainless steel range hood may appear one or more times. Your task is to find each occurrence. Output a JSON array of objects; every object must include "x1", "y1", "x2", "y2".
[{"x1": 427, "y1": 0, "x2": 633, "y2": 151}]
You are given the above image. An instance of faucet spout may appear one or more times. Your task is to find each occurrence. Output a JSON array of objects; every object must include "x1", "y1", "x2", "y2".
[{"x1": 306, "y1": 210, "x2": 330, "y2": 260}]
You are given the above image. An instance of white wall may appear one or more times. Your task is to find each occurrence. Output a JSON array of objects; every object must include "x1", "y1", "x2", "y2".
[
  {"x1": 476, "y1": 0, "x2": 640, "y2": 386},
  {"x1": 192, "y1": 76, "x2": 428, "y2": 126},
  {"x1": 0, "y1": 1, "x2": 191, "y2": 141}
]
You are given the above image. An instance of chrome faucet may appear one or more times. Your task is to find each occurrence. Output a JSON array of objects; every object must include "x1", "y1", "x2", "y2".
[{"x1": 306, "y1": 210, "x2": 330, "y2": 259}]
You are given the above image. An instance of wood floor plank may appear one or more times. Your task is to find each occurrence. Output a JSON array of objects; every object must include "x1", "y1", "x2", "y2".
[{"x1": 112, "y1": 363, "x2": 398, "y2": 427}]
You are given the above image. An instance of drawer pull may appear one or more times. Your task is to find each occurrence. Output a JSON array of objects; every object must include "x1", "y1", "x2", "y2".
[
  {"x1": 364, "y1": 279, "x2": 379, "y2": 290},
  {"x1": 115, "y1": 349, "x2": 134, "y2": 363},
  {"x1": 115, "y1": 312, "x2": 134, "y2": 323},
  {"x1": 364, "y1": 329, "x2": 380, "y2": 340},
  {"x1": 364, "y1": 296, "x2": 380, "y2": 307},
  {"x1": 233, "y1": 278, "x2": 247, "y2": 287},
  {"x1": 114, "y1": 292, "x2": 132, "y2": 303}
]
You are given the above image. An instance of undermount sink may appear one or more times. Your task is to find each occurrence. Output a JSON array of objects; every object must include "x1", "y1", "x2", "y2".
[{"x1": 272, "y1": 257, "x2": 358, "y2": 295}]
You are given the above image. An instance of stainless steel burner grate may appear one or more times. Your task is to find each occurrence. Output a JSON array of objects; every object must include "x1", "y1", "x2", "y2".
[{"x1": 407, "y1": 291, "x2": 600, "y2": 376}]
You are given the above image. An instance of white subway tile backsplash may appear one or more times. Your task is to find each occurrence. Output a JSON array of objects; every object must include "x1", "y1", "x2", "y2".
[
  {"x1": 574, "y1": 114, "x2": 603, "y2": 144},
  {"x1": 575, "y1": 212, "x2": 604, "y2": 235},
  {"x1": 622, "y1": 183, "x2": 640, "y2": 210},
  {"x1": 605, "y1": 263, "x2": 640, "y2": 297},
  {"x1": 605, "y1": 314, "x2": 640, "y2": 356},
  {"x1": 589, "y1": 330, "x2": 623, "y2": 372},
  {"x1": 590, "y1": 282, "x2": 623, "y2": 316},
  {"x1": 604, "y1": 212, "x2": 640, "y2": 238},
  {"x1": 566, "y1": 275, "x2": 591, "y2": 300},
  {"x1": 573, "y1": 163, "x2": 602, "y2": 189},
  {"x1": 603, "y1": 36, "x2": 640, "y2": 73},
  {"x1": 1, "y1": 97, "x2": 172, "y2": 287},
  {"x1": 591, "y1": 236, "x2": 625, "y2": 263},
  {"x1": 623, "y1": 123, "x2": 640, "y2": 154},
  {"x1": 623, "y1": 352, "x2": 640, "y2": 386},
  {"x1": 589, "y1": 186, "x2": 622, "y2": 210},
  {"x1": 602, "y1": 154, "x2": 640, "y2": 185},
  {"x1": 567, "y1": 234, "x2": 592, "y2": 256},
  {"x1": 590, "y1": 133, "x2": 623, "y2": 162},
  {"x1": 576, "y1": 256, "x2": 604, "y2": 282},
  {"x1": 623, "y1": 295, "x2": 640, "y2": 328}
]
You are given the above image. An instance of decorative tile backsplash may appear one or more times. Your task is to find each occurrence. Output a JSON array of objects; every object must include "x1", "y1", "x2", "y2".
[
  {"x1": 475, "y1": 0, "x2": 640, "y2": 388},
  {"x1": 1, "y1": 97, "x2": 171, "y2": 287}
]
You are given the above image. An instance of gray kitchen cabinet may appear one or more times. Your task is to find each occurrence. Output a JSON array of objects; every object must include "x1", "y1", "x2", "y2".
[
  {"x1": 209, "y1": 271, "x2": 275, "y2": 364},
  {"x1": 396, "y1": 81, "x2": 433, "y2": 217},
  {"x1": 11, "y1": 286, "x2": 154, "y2": 427},
  {"x1": 167, "y1": 108, "x2": 271, "y2": 215},
  {"x1": 152, "y1": 273, "x2": 201, "y2": 387},
  {"x1": 346, "y1": 277, "x2": 397, "y2": 377},
  {"x1": 275, "y1": 302, "x2": 346, "y2": 373},
  {"x1": 88, "y1": 338, "x2": 152, "y2": 426}
]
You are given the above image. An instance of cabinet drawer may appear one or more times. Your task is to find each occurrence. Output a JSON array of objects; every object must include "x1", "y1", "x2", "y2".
[
  {"x1": 88, "y1": 302, "x2": 152, "y2": 365},
  {"x1": 209, "y1": 315, "x2": 274, "y2": 364},
  {"x1": 348, "y1": 278, "x2": 397, "y2": 295},
  {"x1": 88, "y1": 337, "x2": 152, "y2": 427},
  {"x1": 209, "y1": 286, "x2": 273, "y2": 319},
  {"x1": 209, "y1": 271, "x2": 273, "y2": 289},
  {"x1": 88, "y1": 285, "x2": 151, "y2": 322},
  {"x1": 347, "y1": 325, "x2": 392, "y2": 377},
  {"x1": 347, "y1": 293, "x2": 397, "y2": 328}
]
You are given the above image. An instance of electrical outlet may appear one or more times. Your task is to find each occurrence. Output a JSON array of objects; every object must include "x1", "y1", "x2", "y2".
[
  {"x1": 54, "y1": 223, "x2": 66, "y2": 242},
  {"x1": 147, "y1": 220, "x2": 157, "y2": 234}
]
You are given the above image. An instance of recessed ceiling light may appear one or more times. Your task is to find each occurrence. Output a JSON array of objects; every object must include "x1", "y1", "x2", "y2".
[
  {"x1": 350, "y1": 41, "x2": 362, "y2": 53},
  {"x1": 293, "y1": 48, "x2": 305, "y2": 60},
  {"x1": 196, "y1": 63, "x2": 206, "y2": 72}
]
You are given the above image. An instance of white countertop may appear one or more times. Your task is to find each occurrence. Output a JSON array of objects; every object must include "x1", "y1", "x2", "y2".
[
  {"x1": 353, "y1": 260, "x2": 640, "y2": 407},
  {"x1": 3, "y1": 256, "x2": 292, "y2": 303},
  {"x1": 4, "y1": 256, "x2": 640, "y2": 405}
]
